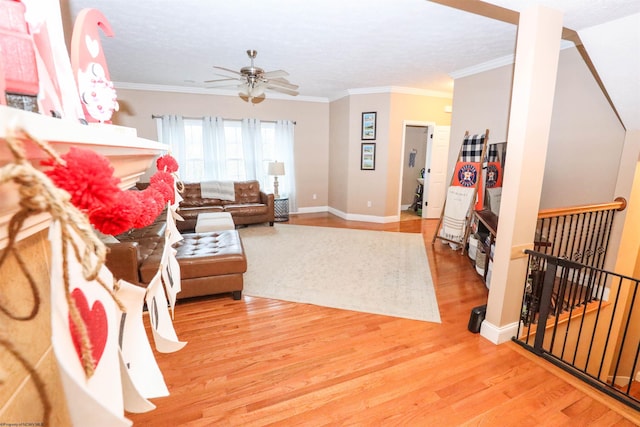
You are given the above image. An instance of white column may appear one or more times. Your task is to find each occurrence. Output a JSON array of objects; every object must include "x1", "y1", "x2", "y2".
[{"x1": 481, "y1": 6, "x2": 564, "y2": 344}]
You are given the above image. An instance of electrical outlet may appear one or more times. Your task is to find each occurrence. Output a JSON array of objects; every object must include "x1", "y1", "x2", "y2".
[
  {"x1": 367, "y1": 201, "x2": 372, "y2": 207},
  {"x1": 312, "y1": 193, "x2": 317, "y2": 200}
]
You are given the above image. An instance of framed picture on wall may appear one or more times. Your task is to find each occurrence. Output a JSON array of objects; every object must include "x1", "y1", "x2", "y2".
[
  {"x1": 361, "y1": 112, "x2": 377, "y2": 140},
  {"x1": 361, "y1": 143, "x2": 376, "y2": 170}
]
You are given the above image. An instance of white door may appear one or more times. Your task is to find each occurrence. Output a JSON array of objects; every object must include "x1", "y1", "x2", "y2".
[{"x1": 424, "y1": 125, "x2": 450, "y2": 218}]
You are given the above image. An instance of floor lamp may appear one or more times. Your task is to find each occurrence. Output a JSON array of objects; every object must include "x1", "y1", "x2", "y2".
[{"x1": 268, "y1": 161, "x2": 285, "y2": 198}]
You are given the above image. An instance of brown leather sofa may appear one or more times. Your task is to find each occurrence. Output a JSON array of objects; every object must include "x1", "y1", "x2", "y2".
[
  {"x1": 105, "y1": 213, "x2": 247, "y2": 300},
  {"x1": 177, "y1": 180, "x2": 274, "y2": 231}
]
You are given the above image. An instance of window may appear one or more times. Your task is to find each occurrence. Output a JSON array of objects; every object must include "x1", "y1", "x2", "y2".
[
  {"x1": 157, "y1": 116, "x2": 296, "y2": 211},
  {"x1": 183, "y1": 119, "x2": 204, "y2": 180},
  {"x1": 223, "y1": 120, "x2": 245, "y2": 181}
]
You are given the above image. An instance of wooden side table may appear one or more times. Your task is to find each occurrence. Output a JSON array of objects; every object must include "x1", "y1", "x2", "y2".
[{"x1": 274, "y1": 196, "x2": 289, "y2": 222}]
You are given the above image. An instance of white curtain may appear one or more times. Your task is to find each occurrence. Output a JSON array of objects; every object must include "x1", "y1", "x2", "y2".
[
  {"x1": 202, "y1": 116, "x2": 226, "y2": 180},
  {"x1": 161, "y1": 115, "x2": 187, "y2": 178},
  {"x1": 275, "y1": 120, "x2": 297, "y2": 212},
  {"x1": 160, "y1": 116, "x2": 296, "y2": 209},
  {"x1": 241, "y1": 118, "x2": 263, "y2": 181}
]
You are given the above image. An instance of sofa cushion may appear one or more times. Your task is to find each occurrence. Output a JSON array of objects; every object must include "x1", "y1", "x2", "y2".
[
  {"x1": 138, "y1": 230, "x2": 246, "y2": 283},
  {"x1": 225, "y1": 180, "x2": 262, "y2": 205},
  {"x1": 223, "y1": 203, "x2": 268, "y2": 217},
  {"x1": 179, "y1": 206, "x2": 225, "y2": 216},
  {"x1": 115, "y1": 218, "x2": 166, "y2": 242},
  {"x1": 135, "y1": 236, "x2": 164, "y2": 269},
  {"x1": 179, "y1": 183, "x2": 223, "y2": 207},
  {"x1": 176, "y1": 231, "x2": 247, "y2": 279}
]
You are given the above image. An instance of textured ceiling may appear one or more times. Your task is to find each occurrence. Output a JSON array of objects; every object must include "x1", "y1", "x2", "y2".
[{"x1": 63, "y1": 0, "x2": 639, "y2": 125}]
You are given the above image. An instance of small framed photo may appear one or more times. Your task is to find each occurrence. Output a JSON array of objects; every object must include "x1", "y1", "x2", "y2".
[
  {"x1": 361, "y1": 111, "x2": 377, "y2": 140},
  {"x1": 361, "y1": 143, "x2": 376, "y2": 170}
]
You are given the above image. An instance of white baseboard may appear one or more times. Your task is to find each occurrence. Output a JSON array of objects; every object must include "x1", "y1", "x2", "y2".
[
  {"x1": 327, "y1": 207, "x2": 400, "y2": 223},
  {"x1": 480, "y1": 320, "x2": 519, "y2": 344},
  {"x1": 295, "y1": 206, "x2": 329, "y2": 214},
  {"x1": 296, "y1": 206, "x2": 402, "y2": 224}
]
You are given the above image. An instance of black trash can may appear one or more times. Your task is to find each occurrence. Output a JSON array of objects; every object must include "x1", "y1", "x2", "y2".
[{"x1": 467, "y1": 304, "x2": 487, "y2": 333}]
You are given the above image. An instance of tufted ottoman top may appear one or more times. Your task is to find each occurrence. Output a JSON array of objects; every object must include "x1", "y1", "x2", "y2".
[{"x1": 139, "y1": 230, "x2": 247, "y2": 283}]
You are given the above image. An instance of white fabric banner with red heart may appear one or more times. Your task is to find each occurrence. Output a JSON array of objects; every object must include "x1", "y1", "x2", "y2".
[{"x1": 49, "y1": 220, "x2": 132, "y2": 427}]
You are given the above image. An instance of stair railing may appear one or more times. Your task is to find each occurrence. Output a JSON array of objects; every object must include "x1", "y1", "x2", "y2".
[
  {"x1": 535, "y1": 197, "x2": 626, "y2": 269},
  {"x1": 515, "y1": 250, "x2": 640, "y2": 411},
  {"x1": 513, "y1": 197, "x2": 637, "y2": 410},
  {"x1": 529, "y1": 198, "x2": 626, "y2": 315}
]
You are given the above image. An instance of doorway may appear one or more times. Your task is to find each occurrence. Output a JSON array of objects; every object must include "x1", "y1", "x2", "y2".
[
  {"x1": 400, "y1": 124, "x2": 431, "y2": 219},
  {"x1": 399, "y1": 121, "x2": 450, "y2": 220}
]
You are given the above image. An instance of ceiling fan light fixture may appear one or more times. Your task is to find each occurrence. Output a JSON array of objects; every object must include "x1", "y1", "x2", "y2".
[
  {"x1": 208, "y1": 49, "x2": 298, "y2": 102},
  {"x1": 252, "y1": 85, "x2": 265, "y2": 97}
]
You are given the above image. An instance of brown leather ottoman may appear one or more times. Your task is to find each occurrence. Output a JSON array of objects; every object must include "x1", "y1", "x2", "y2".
[{"x1": 139, "y1": 230, "x2": 247, "y2": 300}]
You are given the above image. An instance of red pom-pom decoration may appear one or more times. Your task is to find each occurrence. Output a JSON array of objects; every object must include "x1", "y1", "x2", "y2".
[
  {"x1": 43, "y1": 147, "x2": 120, "y2": 211},
  {"x1": 89, "y1": 201, "x2": 134, "y2": 236},
  {"x1": 119, "y1": 191, "x2": 145, "y2": 229},
  {"x1": 152, "y1": 180, "x2": 174, "y2": 204},
  {"x1": 156, "y1": 154, "x2": 179, "y2": 173},
  {"x1": 43, "y1": 148, "x2": 180, "y2": 235},
  {"x1": 141, "y1": 187, "x2": 167, "y2": 221}
]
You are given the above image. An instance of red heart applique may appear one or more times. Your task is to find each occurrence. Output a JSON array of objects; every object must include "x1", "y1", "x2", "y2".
[{"x1": 68, "y1": 288, "x2": 108, "y2": 369}]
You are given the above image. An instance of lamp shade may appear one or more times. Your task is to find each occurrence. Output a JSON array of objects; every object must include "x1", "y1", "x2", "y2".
[{"x1": 268, "y1": 161, "x2": 285, "y2": 176}]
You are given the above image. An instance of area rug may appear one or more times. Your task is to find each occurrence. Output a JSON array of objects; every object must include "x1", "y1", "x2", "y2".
[{"x1": 238, "y1": 224, "x2": 441, "y2": 323}]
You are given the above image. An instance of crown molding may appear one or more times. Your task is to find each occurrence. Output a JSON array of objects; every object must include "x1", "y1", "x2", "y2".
[
  {"x1": 113, "y1": 82, "x2": 329, "y2": 103},
  {"x1": 329, "y1": 86, "x2": 452, "y2": 102},
  {"x1": 114, "y1": 82, "x2": 452, "y2": 104},
  {"x1": 449, "y1": 40, "x2": 577, "y2": 80},
  {"x1": 449, "y1": 54, "x2": 515, "y2": 80},
  {"x1": 346, "y1": 86, "x2": 452, "y2": 98}
]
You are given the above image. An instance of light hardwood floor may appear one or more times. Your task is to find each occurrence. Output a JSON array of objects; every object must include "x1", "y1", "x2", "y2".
[{"x1": 129, "y1": 213, "x2": 639, "y2": 426}]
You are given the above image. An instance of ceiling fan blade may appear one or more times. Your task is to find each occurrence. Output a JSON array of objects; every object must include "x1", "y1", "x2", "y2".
[
  {"x1": 266, "y1": 78, "x2": 299, "y2": 90},
  {"x1": 262, "y1": 70, "x2": 289, "y2": 78},
  {"x1": 213, "y1": 66, "x2": 242, "y2": 76},
  {"x1": 266, "y1": 85, "x2": 299, "y2": 96},
  {"x1": 204, "y1": 77, "x2": 238, "y2": 83},
  {"x1": 205, "y1": 79, "x2": 241, "y2": 88}
]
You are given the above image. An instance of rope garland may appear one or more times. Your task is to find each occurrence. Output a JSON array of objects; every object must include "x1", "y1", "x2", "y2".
[{"x1": 0, "y1": 129, "x2": 125, "y2": 382}]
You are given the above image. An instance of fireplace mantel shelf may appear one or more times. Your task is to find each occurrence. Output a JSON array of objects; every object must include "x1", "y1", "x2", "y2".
[{"x1": 0, "y1": 105, "x2": 168, "y2": 248}]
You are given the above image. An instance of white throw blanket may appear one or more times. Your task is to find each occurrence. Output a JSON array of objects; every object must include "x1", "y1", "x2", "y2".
[
  {"x1": 441, "y1": 186, "x2": 475, "y2": 243},
  {"x1": 200, "y1": 180, "x2": 235, "y2": 201}
]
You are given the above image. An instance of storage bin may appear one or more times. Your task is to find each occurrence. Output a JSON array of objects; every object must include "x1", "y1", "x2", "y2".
[
  {"x1": 475, "y1": 249, "x2": 486, "y2": 276},
  {"x1": 485, "y1": 260, "x2": 493, "y2": 289},
  {"x1": 468, "y1": 234, "x2": 478, "y2": 260}
]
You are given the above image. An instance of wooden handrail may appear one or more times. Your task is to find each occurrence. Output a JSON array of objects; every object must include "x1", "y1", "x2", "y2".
[{"x1": 537, "y1": 197, "x2": 627, "y2": 219}]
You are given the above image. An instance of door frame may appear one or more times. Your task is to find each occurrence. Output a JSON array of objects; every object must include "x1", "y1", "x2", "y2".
[{"x1": 397, "y1": 120, "x2": 435, "y2": 219}]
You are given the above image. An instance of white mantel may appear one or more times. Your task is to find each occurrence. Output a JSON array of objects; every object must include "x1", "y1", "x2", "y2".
[{"x1": 0, "y1": 105, "x2": 167, "y2": 248}]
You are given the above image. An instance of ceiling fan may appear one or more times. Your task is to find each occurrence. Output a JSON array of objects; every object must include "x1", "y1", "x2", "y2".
[{"x1": 205, "y1": 49, "x2": 299, "y2": 102}]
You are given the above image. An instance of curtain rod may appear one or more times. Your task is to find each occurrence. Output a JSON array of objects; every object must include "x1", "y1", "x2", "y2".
[{"x1": 151, "y1": 114, "x2": 295, "y2": 125}]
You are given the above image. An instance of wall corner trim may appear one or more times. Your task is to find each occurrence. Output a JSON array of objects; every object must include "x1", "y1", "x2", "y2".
[{"x1": 480, "y1": 320, "x2": 519, "y2": 344}]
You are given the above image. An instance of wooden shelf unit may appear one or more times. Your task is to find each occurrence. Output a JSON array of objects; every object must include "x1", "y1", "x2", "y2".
[{"x1": 471, "y1": 209, "x2": 498, "y2": 284}]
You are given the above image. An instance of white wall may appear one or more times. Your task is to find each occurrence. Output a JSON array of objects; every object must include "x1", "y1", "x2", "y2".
[{"x1": 450, "y1": 46, "x2": 626, "y2": 210}]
